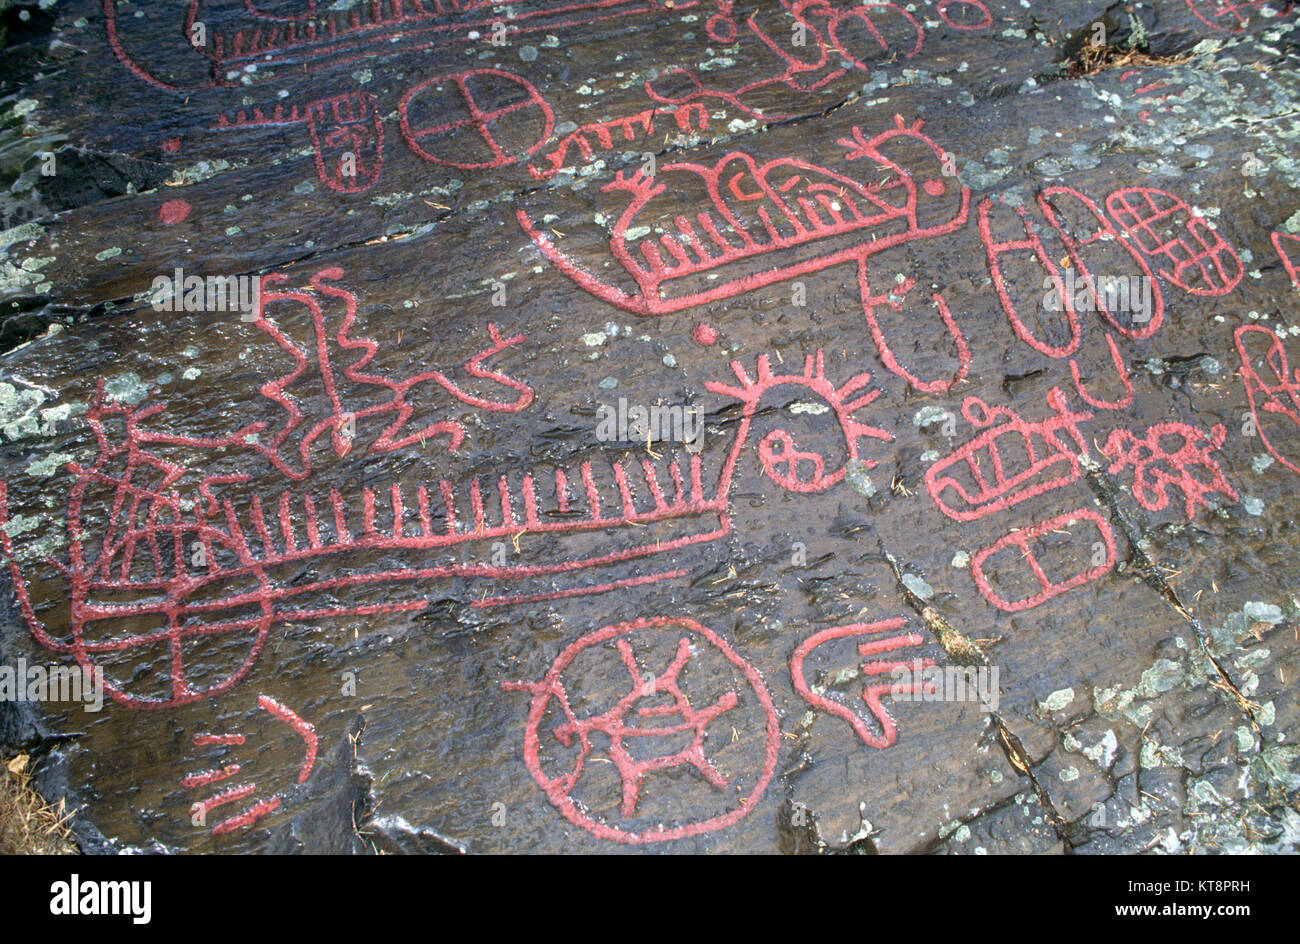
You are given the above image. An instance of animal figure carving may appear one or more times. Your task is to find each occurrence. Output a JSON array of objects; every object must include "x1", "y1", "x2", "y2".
[{"x1": 521, "y1": 115, "x2": 972, "y2": 394}]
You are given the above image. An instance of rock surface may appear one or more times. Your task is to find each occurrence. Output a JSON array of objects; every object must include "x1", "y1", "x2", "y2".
[{"x1": 0, "y1": 0, "x2": 1298, "y2": 853}]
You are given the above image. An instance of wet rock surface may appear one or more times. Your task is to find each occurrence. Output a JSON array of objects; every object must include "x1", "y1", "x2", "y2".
[{"x1": 0, "y1": 0, "x2": 1298, "y2": 853}]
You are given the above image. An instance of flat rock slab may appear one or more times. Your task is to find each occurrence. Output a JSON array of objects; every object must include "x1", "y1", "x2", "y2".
[{"x1": 0, "y1": 0, "x2": 1298, "y2": 853}]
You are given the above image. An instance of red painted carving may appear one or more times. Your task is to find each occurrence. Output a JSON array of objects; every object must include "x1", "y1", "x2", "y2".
[
  {"x1": 982, "y1": 186, "x2": 1163, "y2": 350},
  {"x1": 648, "y1": 0, "x2": 924, "y2": 118},
  {"x1": 400, "y1": 68, "x2": 554, "y2": 170},
  {"x1": 501, "y1": 617, "x2": 779, "y2": 844},
  {"x1": 307, "y1": 92, "x2": 384, "y2": 192},
  {"x1": 859, "y1": 269, "x2": 971, "y2": 394},
  {"x1": 924, "y1": 387, "x2": 1093, "y2": 522},
  {"x1": 1120, "y1": 69, "x2": 1178, "y2": 124},
  {"x1": 1236, "y1": 324, "x2": 1300, "y2": 475},
  {"x1": 0, "y1": 390, "x2": 273, "y2": 709},
  {"x1": 521, "y1": 115, "x2": 967, "y2": 314},
  {"x1": 111, "y1": 0, "x2": 687, "y2": 192},
  {"x1": 111, "y1": 0, "x2": 988, "y2": 196},
  {"x1": 692, "y1": 322, "x2": 719, "y2": 346},
  {"x1": 979, "y1": 186, "x2": 1169, "y2": 409},
  {"x1": 789, "y1": 619, "x2": 935, "y2": 748},
  {"x1": 213, "y1": 102, "x2": 308, "y2": 128},
  {"x1": 192, "y1": 733, "x2": 246, "y2": 747},
  {"x1": 214, "y1": 92, "x2": 385, "y2": 193},
  {"x1": 183, "y1": 694, "x2": 318, "y2": 834},
  {"x1": 705, "y1": 0, "x2": 738, "y2": 41},
  {"x1": 244, "y1": 0, "x2": 317, "y2": 21},
  {"x1": 936, "y1": 0, "x2": 992, "y2": 29},
  {"x1": 971, "y1": 508, "x2": 1117, "y2": 612},
  {"x1": 1105, "y1": 187, "x2": 1243, "y2": 296},
  {"x1": 1103, "y1": 422, "x2": 1238, "y2": 520},
  {"x1": 1184, "y1": 0, "x2": 1289, "y2": 31},
  {"x1": 0, "y1": 270, "x2": 524, "y2": 708},
  {"x1": 248, "y1": 269, "x2": 532, "y2": 475},
  {"x1": 522, "y1": 115, "x2": 970, "y2": 393},
  {"x1": 706, "y1": 351, "x2": 892, "y2": 492},
  {"x1": 471, "y1": 350, "x2": 884, "y2": 605},
  {"x1": 1273, "y1": 230, "x2": 1300, "y2": 290},
  {"x1": 816, "y1": 0, "x2": 924, "y2": 67},
  {"x1": 0, "y1": 395, "x2": 728, "y2": 707},
  {"x1": 159, "y1": 200, "x2": 193, "y2": 225},
  {"x1": 0, "y1": 329, "x2": 875, "y2": 708},
  {"x1": 529, "y1": 102, "x2": 709, "y2": 181},
  {"x1": 107, "y1": 0, "x2": 704, "y2": 92},
  {"x1": 922, "y1": 383, "x2": 1119, "y2": 612},
  {"x1": 1067, "y1": 333, "x2": 1135, "y2": 411},
  {"x1": 140, "y1": 267, "x2": 534, "y2": 480}
]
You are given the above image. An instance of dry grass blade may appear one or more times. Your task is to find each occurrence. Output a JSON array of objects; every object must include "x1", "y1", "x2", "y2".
[
  {"x1": 1, "y1": 753, "x2": 78, "y2": 855},
  {"x1": 1066, "y1": 44, "x2": 1194, "y2": 78}
]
